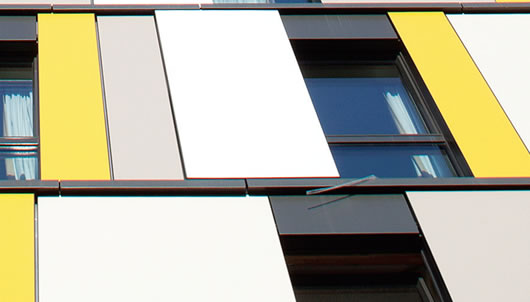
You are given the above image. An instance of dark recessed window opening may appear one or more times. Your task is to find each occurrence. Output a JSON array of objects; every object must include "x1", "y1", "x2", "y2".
[{"x1": 281, "y1": 234, "x2": 441, "y2": 302}]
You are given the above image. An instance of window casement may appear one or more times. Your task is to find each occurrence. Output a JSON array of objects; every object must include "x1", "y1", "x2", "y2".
[
  {"x1": 286, "y1": 27, "x2": 471, "y2": 178},
  {"x1": 0, "y1": 60, "x2": 38, "y2": 180},
  {"x1": 0, "y1": 16, "x2": 39, "y2": 180},
  {"x1": 300, "y1": 53, "x2": 467, "y2": 178}
]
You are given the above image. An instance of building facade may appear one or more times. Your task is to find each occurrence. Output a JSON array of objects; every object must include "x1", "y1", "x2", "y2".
[{"x1": 0, "y1": 1, "x2": 529, "y2": 301}]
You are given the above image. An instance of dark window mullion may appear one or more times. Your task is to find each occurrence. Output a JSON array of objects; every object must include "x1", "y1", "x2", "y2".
[
  {"x1": 327, "y1": 134, "x2": 445, "y2": 144},
  {"x1": 0, "y1": 138, "x2": 39, "y2": 145},
  {"x1": 396, "y1": 52, "x2": 473, "y2": 177}
]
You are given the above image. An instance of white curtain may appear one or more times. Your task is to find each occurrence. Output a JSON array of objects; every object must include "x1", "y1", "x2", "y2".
[
  {"x1": 383, "y1": 91, "x2": 417, "y2": 135},
  {"x1": 3, "y1": 90, "x2": 36, "y2": 180},
  {"x1": 383, "y1": 92, "x2": 437, "y2": 178},
  {"x1": 411, "y1": 155, "x2": 437, "y2": 178}
]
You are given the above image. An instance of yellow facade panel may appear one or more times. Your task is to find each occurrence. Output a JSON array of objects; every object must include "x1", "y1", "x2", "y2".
[
  {"x1": 0, "y1": 194, "x2": 34, "y2": 302},
  {"x1": 38, "y1": 14, "x2": 110, "y2": 180},
  {"x1": 389, "y1": 12, "x2": 530, "y2": 177}
]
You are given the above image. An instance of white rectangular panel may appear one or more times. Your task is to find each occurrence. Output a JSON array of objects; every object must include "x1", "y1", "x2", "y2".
[
  {"x1": 156, "y1": 10, "x2": 339, "y2": 178},
  {"x1": 38, "y1": 196, "x2": 295, "y2": 302},
  {"x1": 448, "y1": 14, "x2": 530, "y2": 152},
  {"x1": 407, "y1": 191, "x2": 530, "y2": 302},
  {"x1": 95, "y1": 0, "x2": 202, "y2": 4},
  {"x1": 98, "y1": 16, "x2": 184, "y2": 180},
  {"x1": 0, "y1": 0, "x2": 89, "y2": 3}
]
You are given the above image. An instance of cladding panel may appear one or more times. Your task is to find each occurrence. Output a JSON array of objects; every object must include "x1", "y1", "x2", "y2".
[
  {"x1": 0, "y1": 0, "x2": 89, "y2": 3},
  {"x1": 38, "y1": 14, "x2": 110, "y2": 180},
  {"x1": 94, "y1": 0, "x2": 200, "y2": 3},
  {"x1": 407, "y1": 191, "x2": 530, "y2": 302},
  {"x1": 156, "y1": 10, "x2": 338, "y2": 179},
  {"x1": 98, "y1": 16, "x2": 184, "y2": 180},
  {"x1": 448, "y1": 14, "x2": 530, "y2": 153},
  {"x1": 38, "y1": 196, "x2": 295, "y2": 302},
  {"x1": 281, "y1": 14, "x2": 397, "y2": 39},
  {"x1": 270, "y1": 194, "x2": 418, "y2": 234},
  {"x1": 0, "y1": 16, "x2": 36, "y2": 41},
  {"x1": 390, "y1": 12, "x2": 530, "y2": 177},
  {"x1": 0, "y1": 194, "x2": 34, "y2": 302}
]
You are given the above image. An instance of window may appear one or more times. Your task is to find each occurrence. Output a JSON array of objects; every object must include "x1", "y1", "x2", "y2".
[
  {"x1": 0, "y1": 55, "x2": 38, "y2": 180},
  {"x1": 0, "y1": 16, "x2": 39, "y2": 181},
  {"x1": 294, "y1": 40, "x2": 470, "y2": 178}
]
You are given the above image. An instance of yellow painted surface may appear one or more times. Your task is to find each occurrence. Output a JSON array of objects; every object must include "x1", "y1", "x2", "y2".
[
  {"x1": 389, "y1": 12, "x2": 530, "y2": 177},
  {"x1": 0, "y1": 194, "x2": 34, "y2": 302},
  {"x1": 39, "y1": 14, "x2": 110, "y2": 180}
]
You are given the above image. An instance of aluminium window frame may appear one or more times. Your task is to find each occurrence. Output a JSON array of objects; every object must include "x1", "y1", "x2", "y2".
[
  {"x1": 0, "y1": 42, "x2": 40, "y2": 180},
  {"x1": 292, "y1": 38, "x2": 472, "y2": 178}
]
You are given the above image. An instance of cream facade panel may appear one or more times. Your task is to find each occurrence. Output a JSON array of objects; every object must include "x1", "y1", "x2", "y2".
[
  {"x1": 407, "y1": 191, "x2": 530, "y2": 302},
  {"x1": 449, "y1": 14, "x2": 530, "y2": 152},
  {"x1": 38, "y1": 196, "x2": 295, "y2": 302},
  {"x1": 156, "y1": 10, "x2": 338, "y2": 179},
  {"x1": 0, "y1": 0, "x2": 89, "y2": 3},
  {"x1": 98, "y1": 16, "x2": 184, "y2": 180}
]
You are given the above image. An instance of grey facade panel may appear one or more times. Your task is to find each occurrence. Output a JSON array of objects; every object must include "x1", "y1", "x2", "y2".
[
  {"x1": 280, "y1": 14, "x2": 397, "y2": 39},
  {"x1": 59, "y1": 180, "x2": 247, "y2": 196},
  {"x1": 97, "y1": 16, "x2": 184, "y2": 180},
  {"x1": 0, "y1": 16, "x2": 35, "y2": 41},
  {"x1": 407, "y1": 191, "x2": 530, "y2": 302},
  {"x1": 270, "y1": 194, "x2": 418, "y2": 234}
]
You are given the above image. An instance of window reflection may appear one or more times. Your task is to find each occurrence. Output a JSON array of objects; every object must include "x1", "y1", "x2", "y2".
[
  {"x1": 0, "y1": 149, "x2": 38, "y2": 180},
  {"x1": 303, "y1": 64, "x2": 428, "y2": 136},
  {"x1": 329, "y1": 145, "x2": 456, "y2": 179}
]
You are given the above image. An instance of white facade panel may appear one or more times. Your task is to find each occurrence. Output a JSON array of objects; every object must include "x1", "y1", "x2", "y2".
[
  {"x1": 94, "y1": 0, "x2": 204, "y2": 4},
  {"x1": 156, "y1": 10, "x2": 339, "y2": 178},
  {"x1": 407, "y1": 191, "x2": 530, "y2": 302},
  {"x1": 449, "y1": 14, "x2": 530, "y2": 152},
  {"x1": 98, "y1": 16, "x2": 184, "y2": 180},
  {"x1": 38, "y1": 196, "x2": 295, "y2": 302},
  {"x1": 0, "y1": 0, "x2": 89, "y2": 3}
]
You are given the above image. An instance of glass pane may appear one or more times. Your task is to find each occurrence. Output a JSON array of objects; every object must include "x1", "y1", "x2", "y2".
[
  {"x1": 0, "y1": 65, "x2": 33, "y2": 137},
  {"x1": 303, "y1": 64, "x2": 428, "y2": 135},
  {"x1": 330, "y1": 145, "x2": 456, "y2": 178},
  {"x1": 0, "y1": 149, "x2": 38, "y2": 180}
]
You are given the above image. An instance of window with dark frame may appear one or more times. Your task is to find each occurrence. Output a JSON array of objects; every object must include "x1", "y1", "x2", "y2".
[
  {"x1": 292, "y1": 39, "x2": 471, "y2": 179},
  {"x1": 278, "y1": 14, "x2": 461, "y2": 302},
  {"x1": 0, "y1": 44, "x2": 39, "y2": 180}
]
